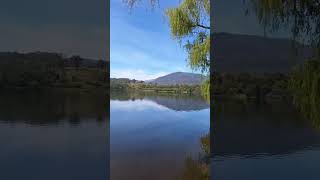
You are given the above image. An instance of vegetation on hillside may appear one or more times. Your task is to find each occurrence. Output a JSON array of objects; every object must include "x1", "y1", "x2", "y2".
[
  {"x1": 0, "y1": 52, "x2": 108, "y2": 89},
  {"x1": 211, "y1": 72, "x2": 289, "y2": 101},
  {"x1": 111, "y1": 78, "x2": 202, "y2": 96}
]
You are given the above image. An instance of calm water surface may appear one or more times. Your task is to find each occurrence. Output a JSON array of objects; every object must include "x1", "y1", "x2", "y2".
[
  {"x1": 212, "y1": 99, "x2": 320, "y2": 180},
  {"x1": 110, "y1": 92, "x2": 210, "y2": 180},
  {"x1": 0, "y1": 89, "x2": 108, "y2": 180}
]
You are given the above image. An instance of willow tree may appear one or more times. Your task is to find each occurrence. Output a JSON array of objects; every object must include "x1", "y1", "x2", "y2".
[
  {"x1": 166, "y1": 0, "x2": 210, "y2": 100},
  {"x1": 246, "y1": 0, "x2": 320, "y2": 124}
]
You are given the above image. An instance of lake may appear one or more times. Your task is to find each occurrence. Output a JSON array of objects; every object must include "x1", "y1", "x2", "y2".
[
  {"x1": 212, "y1": 99, "x2": 320, "y2": 180},
  {"x1": 110, "y1": 91, "x2": 210, "y2": 180},
  {"x1": 0, "y1": 89, "x2": 108, "y2": 180}
]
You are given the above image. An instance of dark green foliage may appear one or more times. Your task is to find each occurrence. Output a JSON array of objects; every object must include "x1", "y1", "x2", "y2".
[
  {"x1": 0, "y1": 52, "x2": 108, "y2": 89},
  {"x1": 212, "y1": 72, "x2": 289, "y2": 101},
  {"x1": 289, "y1": 59, "x2": 320, "y2": 127},
  {"x1": 110, "y1": 78, "x2": 203, "y2": 96},
  {"x1": 201, "y1": 79, "x2": 210, "y2": 102}
]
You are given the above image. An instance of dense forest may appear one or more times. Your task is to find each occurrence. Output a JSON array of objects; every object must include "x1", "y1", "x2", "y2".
[{"x1": 0, "y1": 52, "x2": 109, "y2": 89}]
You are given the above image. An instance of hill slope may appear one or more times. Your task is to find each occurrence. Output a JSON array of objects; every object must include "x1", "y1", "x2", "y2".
[
  {"x1": 213, "y1": 33, "x2": 313, "y2": 73},
  {"x1": 148, "y1": 72, "x2": 206, "y2": 85}
]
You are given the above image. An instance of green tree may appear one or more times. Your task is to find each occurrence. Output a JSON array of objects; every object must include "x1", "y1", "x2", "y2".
[{"x1": 166, "y1": 0, "x2": 210, "y2": 73}]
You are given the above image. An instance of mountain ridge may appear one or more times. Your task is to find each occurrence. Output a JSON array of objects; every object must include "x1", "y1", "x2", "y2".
[
  {"x1": 213, "y1": 32, "x2": 313, "y2": 73},
  {"x1": 147, "y1": 72, "x2": 206, "y2": 85}
]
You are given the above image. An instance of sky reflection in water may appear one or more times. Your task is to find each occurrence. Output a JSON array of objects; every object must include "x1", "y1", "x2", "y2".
[{"x1": 110, "y1": 95, "x2": 209, "y2": 180}]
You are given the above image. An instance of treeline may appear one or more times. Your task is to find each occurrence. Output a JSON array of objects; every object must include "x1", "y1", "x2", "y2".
[
  {"x1": 0, "y1": 52, "x2": 109, "y2": 89},
  {"x1": 110, "y1": 78, "x2": 202, "y2": 95},
  {"x1": 110, "y1": 78, "x2": 143, "y2": 90},
  {"x1": 212, "y1": 72, "x2": 289, "y2": 101}
]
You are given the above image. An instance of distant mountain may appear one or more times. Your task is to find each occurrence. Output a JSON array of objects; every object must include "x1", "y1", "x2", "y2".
[
  {"x1": 0, "y1": 52, "x2": 108, "y2": 69},
  {"x1": 213, "y1": 33, "x2": 314, "y2": 73},
  {"x1": 147, "y1": 72, "x2": 206, "y2": 85}
]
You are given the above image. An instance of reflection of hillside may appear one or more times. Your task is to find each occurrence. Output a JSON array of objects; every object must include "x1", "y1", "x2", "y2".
[
  {"x1": 0, "y1": 89, "x2": 108, "y2": 125},
  {"x1": 212, "y1": 99, "x2": 320, "y2": 158},
  {"x1": 110, "y1": 91, "x2": 209, "y2": 111}
]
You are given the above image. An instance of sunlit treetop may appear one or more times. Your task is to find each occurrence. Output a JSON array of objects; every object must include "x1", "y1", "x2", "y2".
[{"x1": 166, "y1": 0, "x2": 210, "y2": 73}]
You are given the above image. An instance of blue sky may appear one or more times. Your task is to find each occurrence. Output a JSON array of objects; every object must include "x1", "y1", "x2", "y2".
[{"x1": 110, "y1": 0, "x2": 194, "y2": 80}]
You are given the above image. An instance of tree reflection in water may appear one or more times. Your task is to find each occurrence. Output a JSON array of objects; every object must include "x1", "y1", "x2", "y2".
[{"x1": 179, "y1": 133, "x2": 210, "y2": 180}]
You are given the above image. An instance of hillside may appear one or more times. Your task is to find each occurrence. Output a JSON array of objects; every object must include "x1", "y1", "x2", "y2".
[
  {"x1": 213, "y1": 33, "x2": 313, "y2": 73},
  {"x1": 0, "y1": 52, "x2": 109, "y2": 89},
  {"x1": 148, "y1": 72, "x2": 206, "y2": 85}
]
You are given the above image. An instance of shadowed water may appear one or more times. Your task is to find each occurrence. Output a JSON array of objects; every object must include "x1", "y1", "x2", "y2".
[
  {"x1": 0, "y1": 89, "x2": 108, "y2": 180},
  {"x1": 110, "y1": 91, "x2": 210, "y2": 180},
  {"x1": 212, "y1": 99, "x2": 320, "y2": 180}
]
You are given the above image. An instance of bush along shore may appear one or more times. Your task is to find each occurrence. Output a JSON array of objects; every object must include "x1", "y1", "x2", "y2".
[{"x1": 0, "y1": 52, "x2": 109, "y2": 89}]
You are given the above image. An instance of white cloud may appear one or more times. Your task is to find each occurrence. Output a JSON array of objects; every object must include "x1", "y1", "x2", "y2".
[{"x1": 110, "y1": 68, "x2": 169, "y2": 81}]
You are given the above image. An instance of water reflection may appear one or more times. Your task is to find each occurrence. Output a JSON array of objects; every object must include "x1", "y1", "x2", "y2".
[
  {"x1": 0, "y1": 89, "x2": 108, "y2": 126},
  {"x1": 0, "y1": 89, "x2": 108, "y2": 180},
  {"x1": 111, "y1": 90, "x2": 209, "y2": 112},
  {"x1": 111, "y1": 91, "x2": 209, "y2": 180},
  {"x1": 178, "y1": 134, "x2": 210, "y2": 180},
  {"x1": 212, "y1": 99, "x2": 320, "y2": 180}
]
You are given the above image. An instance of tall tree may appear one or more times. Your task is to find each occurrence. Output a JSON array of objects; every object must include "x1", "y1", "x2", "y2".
[{"x1": 166, "y1": 0, "x2": 210, "y2": 101}]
